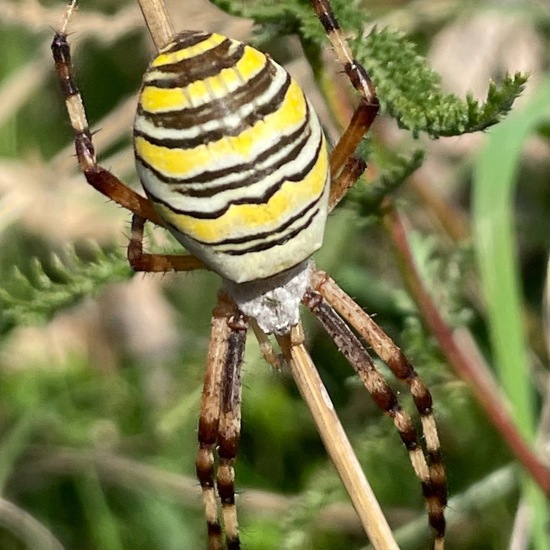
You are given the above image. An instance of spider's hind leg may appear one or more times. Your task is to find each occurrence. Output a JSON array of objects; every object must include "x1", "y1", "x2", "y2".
[
  {"x1": 197, "y1": 293, "x2": 247, "y2": 550},
  {"x1": 305, "y1": 272, "x2": 447, "y2": 549},
  {"x1": 217, "y1": 308, "x2": 247, "y2": 549}
]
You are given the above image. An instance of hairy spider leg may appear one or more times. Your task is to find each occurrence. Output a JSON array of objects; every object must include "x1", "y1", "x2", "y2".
[
  {"x1": 51, "y1": 23, "x2": 206, "y2": 273},
  {"x1": 308, "y1": 270, "x2": 447, "y2": 548},
  {"x1": 196, "y1": 294, "x2": 247, "y2": 550}
]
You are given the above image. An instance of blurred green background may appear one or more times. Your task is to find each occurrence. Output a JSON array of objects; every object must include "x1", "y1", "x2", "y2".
[{"x1": 0, "y1": 0, "x2": 549, "y2": 549}]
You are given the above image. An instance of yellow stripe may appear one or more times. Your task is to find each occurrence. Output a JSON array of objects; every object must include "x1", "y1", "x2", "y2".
[
  {"x1": 140, "y1": 45, "x2": 267, "y2": 113},
  {"x1": 154, "y1": 140, "x2": 328, "y2": 243},
  {"x1": 152, "y1": 33, "x2": 226, "y2": 67},
  {"x1": 136, "y1": 80, "x2": 307, "y2": 176},
  {"x1": 140, "y1": 86, "x2": 189, "y2": 113}
]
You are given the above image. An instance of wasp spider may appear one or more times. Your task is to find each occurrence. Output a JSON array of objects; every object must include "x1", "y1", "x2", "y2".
[{"x1": 52, "y1": 0, "x2": 447, "y2": 548}]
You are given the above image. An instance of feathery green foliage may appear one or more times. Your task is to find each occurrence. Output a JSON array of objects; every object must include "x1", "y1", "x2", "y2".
[
  {"x1": 351, "y1": 147, "x2": 425, "y2": 213},
  {"x1": 210, "y1": 0, "x2": 527, "y2": 217},
  {"x1": 211, "y1": 0, "x2": 527, "y2": 137},
  {"x1": 0, "y1": 244, "x2": 132, "y2": 331}
]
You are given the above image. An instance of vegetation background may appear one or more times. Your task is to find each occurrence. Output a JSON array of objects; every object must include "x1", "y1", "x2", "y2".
[{"x1": 0, "y1": 0, "x2": 548, "y2": 549}]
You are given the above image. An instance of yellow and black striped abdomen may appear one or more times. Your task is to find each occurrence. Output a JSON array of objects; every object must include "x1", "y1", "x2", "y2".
[{"x1": 134, "y1": 31, "x2": 330, "y2": 283}]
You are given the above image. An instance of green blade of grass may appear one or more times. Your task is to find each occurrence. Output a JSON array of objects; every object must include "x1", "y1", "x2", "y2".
[
  {"x1": 79, "y1": 466, "x2": 124, "y2": 550},
  {"x1": 472, "y1": 78, "x2": 550, "y2": 549}
]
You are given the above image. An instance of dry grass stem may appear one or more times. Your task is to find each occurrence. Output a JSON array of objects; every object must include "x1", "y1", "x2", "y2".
[
  {"x1": 137, "y1": 0, "x2": 174, "y2": 50},
  {"x1": 278, "y1": 324, "x2": 399, "y2": 550},
  {"x1": 0, "y1": 498, "x2": 65, "y2": 550}
]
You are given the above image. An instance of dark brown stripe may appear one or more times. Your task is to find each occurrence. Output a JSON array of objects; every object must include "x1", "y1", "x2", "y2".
[
  {"x1": 136, "y1": 62, "x2": 283, "y2": 137},
  {"x1": 395, "y1": 416, "x2": 420, "y2": 451},
  {"x1": 134, "y1": 72, "x2": 289, "y2": 148},
  {"x1": 161, "y1": 30, "x2": 212, "y2": 55},
  {"x1": 136, "y1": 107, "x2": 311, "y2": 189},
  {"x1": 220, "y1": 316, "x2": 246, "y2": 417},
  {"x1": 75, "y1": 130, "x2": 95, "y2": 162},
  {"x1": 206, "y1": 189, "x2": 324, "y2": 247},
  {"x1": 164, "y1": 183, "x2": 324, "y2": 257},
  {"x1": 206, "y1": 521, "x2": 223, "y2": 539},
  {"x1": 51, "y1": 33, "x2": 71, "y2": 67},
  {"x1": 317, "y1": 10, "x2": 340, "y2": 33},
  {"x1": 142, "y1": 128, "x2": 323, "y2": 220},
  {"x1": 307, "y1": 295, "x2": 425, "y2": 453},
  {"x1": 220, "y1": 205, "x2": 320, "y2": 256},
  {"x1": 345, "y1": 60, "x2": 379, "y2": 106},
  {"x1": 51, "y1": 33, "x2": 79, "y2": 97},
  {"x1": 147, "y1": 41, "x2": 245, "y2": 89},
  {"x1": 310, "y1": 0, "x2": 341, "y2": 32},
  {"x1": 174, "y1": 119, "x2": 311, "y2": 198}
]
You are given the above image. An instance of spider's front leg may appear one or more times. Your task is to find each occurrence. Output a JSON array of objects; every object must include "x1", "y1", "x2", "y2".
[
  {"x1": 309, "y1": 0, "x2": 379, "y2": 208},
  {"x1": 51, "y1": 2, "x2": 161, "y2": 225},
  {"x1": 197, "y1": 293, "x2": 247, "y2": 550}
]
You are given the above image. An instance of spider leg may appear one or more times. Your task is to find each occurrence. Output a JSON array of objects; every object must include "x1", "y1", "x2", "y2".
[
  {"x1": 310, "y1": 0, "x2": 379, "y2": 199},
  {"x1": 249, "y1": 319, "x2": 284, "y2": 371},
  {"x1": 310, "y1": 4, "x2": 447, "y2": 543},
  {"x1": 303, "y1": 280, "x2": 446, "y2": 550},
  {"x1": 217, "y1": 306, "x2": 248, "y2": 550},
  {"x1": 197, "y1": 293, "x2": 247, "y2": 550},
  {"x1": 51, "y1": 3, "x2": 162, "y2": 226},
  {"x1": 311, "y1": 269, "x2": 447, "y2": 488},
  {"x1": 197, "y1": 294, "x2": 231, "y2": 550},
  {"x1": 127, "y1": 214, "x2": 206, "y2": 273},
  {"x1": 329, "y1": 156, "x2": 367, "y2": 212}
]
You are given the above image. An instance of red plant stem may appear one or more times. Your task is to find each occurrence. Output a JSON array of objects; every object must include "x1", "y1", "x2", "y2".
[{"x1": 386, "y1": 205, "x2": 550, "y2": 496}]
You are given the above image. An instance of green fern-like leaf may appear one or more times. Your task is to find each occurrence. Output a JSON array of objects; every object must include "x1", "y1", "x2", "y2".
[
  {"x1": 0, "y1": 244, "x2": 132, "y2": 332},
  {"x1": 349, "y1": 146, "x2": 425, "y2": 214},
  {"x1": 211, "y1": 0, "x2": 526, "y2": 138},
  {"x1": 356, "y1": 28, "x2": 527, "y2": 137}
]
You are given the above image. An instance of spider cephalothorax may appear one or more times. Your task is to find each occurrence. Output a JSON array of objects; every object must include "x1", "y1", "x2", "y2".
[{"x1": 52, "y1": 1, "x2": 447, "y2": 548}]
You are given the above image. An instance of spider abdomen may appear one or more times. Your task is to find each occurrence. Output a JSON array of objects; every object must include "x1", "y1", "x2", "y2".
[{"x1": 134, "y1": 31, "x2": 330, "y2": 284}]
